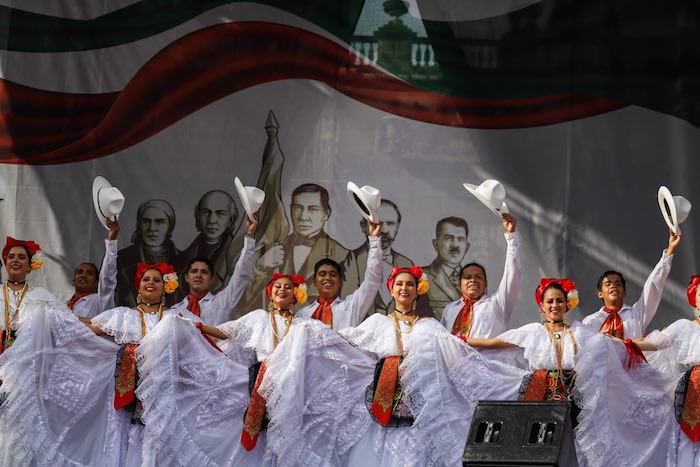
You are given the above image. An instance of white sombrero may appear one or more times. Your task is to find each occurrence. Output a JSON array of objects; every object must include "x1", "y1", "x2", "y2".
[
  {"x1": 463, "y1": 179, "x2": 509, "y2": 218},
  {"x1": 658, "y1": 185, "x2": 691, "y2": 235},
  {"x1": 234, "y1": 177, "x2": 265, "y2": 222},
  {"x1": 92, "y1": 176, "x2": 125, "y2": 229},
  {"x1": 347, "y1": 181, "x2": 381, "y2": 224}
]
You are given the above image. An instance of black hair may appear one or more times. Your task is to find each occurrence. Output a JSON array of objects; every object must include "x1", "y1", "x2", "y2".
[
  {"x1": 596, "y1": 270, "x2": 626, "y2": 291},
  {"x1": 314, "y1": 258, "x2": 343, "y2": 280},
  {"x1": 185, "y1": 256, "x2": 215, "y2": 275},
  {"x1": 291, "y1": 183, "x2": 331, "y2": 213},
  {"x1": 459, "y1": 262, "x2": 487, "y2": 281},
  {"x1": 75, "y1": 262, "x2": 100, "y2": 277},
  {"x1": 435, "y1": 216, "x2": 469, "y2": 239}
]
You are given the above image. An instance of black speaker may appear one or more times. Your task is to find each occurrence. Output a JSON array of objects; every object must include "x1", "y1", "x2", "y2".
[{"x1": 462, "y1": 401, "x2": 578, "y2": 467}]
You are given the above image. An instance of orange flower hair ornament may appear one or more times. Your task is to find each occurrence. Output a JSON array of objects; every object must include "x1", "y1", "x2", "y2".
[
  {"x1": 688, "y1": 274, "x2": 700, "y2": 308},
  {"x1": 2, "y1": 236, "x2": 43, "y2": 270},
  {"x1": 134, "y1": 262, "x2": 179, "y2": 294},
  {"x1": 386, "y1": 265, "x2": 430, "y2": 295},
  {"x1": 266, "y1": 273, "x2": 308, "y2": 304},
  {"x1": 535, "y1": 277, "x2": 579, "y2": 310}
]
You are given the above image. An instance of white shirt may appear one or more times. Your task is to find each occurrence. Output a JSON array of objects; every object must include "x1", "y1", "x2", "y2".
[
  {"x1": 297, "y1": 236, "x2": 382, "y2": 330},
  {"x1": 172, "y1": 236, "x2": 255, "y2": 325},
  {"x1": 582, "y1": 250, "x2": 674, "y2": 339},
  {"x1": 440, "y1": 231, "x2": 522, "y2": 338},
  {"x1": 71, "y1": 239, "x2": 118, "y2": 319}
]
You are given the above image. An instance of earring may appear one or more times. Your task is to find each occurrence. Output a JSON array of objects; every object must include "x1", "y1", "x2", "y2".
[
  {"x1": 160, "y1": 294, "x2": 166, "y2": 306},
  {"x1": 268, "y1": 301, "x2": 274, "y2": 313},
  {"x1": 136, "y1": 293, "x2": 143, "y2": 305},
  {"x1": 412, "y1": 300, "x2": 417, "y2": 312}
]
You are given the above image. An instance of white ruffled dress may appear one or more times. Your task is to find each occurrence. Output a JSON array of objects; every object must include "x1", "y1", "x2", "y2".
[
  {"x1": 447, "y1": 321, "x2": 674, "y2": 467},
  {"x1": 645, "y1": 319, "x2": 700, "y2": 466},
  {"x1": 0, "y1": 288, "x2": 125, "y2": 466}
]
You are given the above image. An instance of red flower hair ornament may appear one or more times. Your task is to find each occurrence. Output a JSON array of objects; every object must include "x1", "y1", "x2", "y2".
[
  {"x1": 134, "y1": 262, "x2": 179, "y2": 294},
  {"x1": 535, "y1": 277, "x2": 579, "y2": 310},
  {"x1": 266, "y1": 273, "x2": 307, "y2": 304},
  {"x1": 386, "y1": 266, "x2": 430, "y2": 295},
  {"x1": 2, "y1": 236, "x2": 43, "y2": 270},
  {"x1": 688, "y1": 274, "x2": 700, "y2": 308}
]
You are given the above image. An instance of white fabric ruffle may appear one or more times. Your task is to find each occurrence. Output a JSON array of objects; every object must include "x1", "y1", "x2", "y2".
[
  {"x1": 92, "y1": 306, "x2": 200, "y2": 344},
  {"x1": 137, "y1": 314, "x2": 258, "y2": 467},
  {"x1": 0, "y1": 302, "x2": 126, "y2": 466}
]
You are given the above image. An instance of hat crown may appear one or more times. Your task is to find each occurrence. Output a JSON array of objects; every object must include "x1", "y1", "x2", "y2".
[
  {"x1": 674, "y1": 195, "x2": 692, "y2": 223},
  {"x1": 98, "y1": 187, "x2": 125, "y2": 215},
  {"x1": 476, "y1": 179, "x2": 506, "y2": 206}
]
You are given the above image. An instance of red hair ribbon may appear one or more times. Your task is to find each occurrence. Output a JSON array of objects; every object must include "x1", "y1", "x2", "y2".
[
  {"x1": 386, "y1": 265, "x2": 423, "y2": 292},
  {"x1": 2, "y1": 236, "x2": 41, "y2": 262},
  {"x1": 265, "y1": 273, "x2": 305, "y2": 300},
  {"x1": 535, "y1": 277, "x2": 577, "y2": 305},
  {"x1": 134, "y1": 262, "x2": 175, "y2": 290},
  {"x1": 688, "y1": 274, "x2": 700, "y2": 308}
]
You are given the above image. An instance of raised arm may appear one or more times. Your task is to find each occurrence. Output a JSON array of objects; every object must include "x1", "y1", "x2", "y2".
[
  {"x1": 492, "y1": 214, "x2": 522, "y2": 324},
  {"x1": 96, "y1": 219, "x2": 120, "y2": 314},
  {"x1": 211, "y1": 220, "x2": 257, "y2": 324},
  {"x1": 467, "y1": 337, "x2": 518, "y2": 349},
  {"x1": 636, "y1": 230, "x2": 680, "y2": 329},
  {"x1": 343, "y1": 222, "x2": 383, "y2": 326}
]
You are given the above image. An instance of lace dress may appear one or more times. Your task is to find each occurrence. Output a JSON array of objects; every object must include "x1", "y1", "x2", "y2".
[{"x1": 448, "y1": 321, "x2": 674, "y2": 467}]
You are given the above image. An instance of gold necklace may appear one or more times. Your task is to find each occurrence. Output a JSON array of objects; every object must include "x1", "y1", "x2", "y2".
[
  {"x1": 3, "y1": 283, "x2": 29, "y2": 345},
  {"x1": 390, "y1": 311, "x2": 417, "y2": 356},
  {"x1": 136, "y1": 303, "x2": 163, "y2": 338},
  {"x1": 544, "y1": 323, "x2": 578, "y2": 396},
  {"x1": 270, "y1": 310, "x2": 292, "y2": 349}
]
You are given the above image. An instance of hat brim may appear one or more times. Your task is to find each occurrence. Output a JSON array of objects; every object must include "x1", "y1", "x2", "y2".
[
  {"x1": 92, "y1": 176, "x2": 122, "y2": 229},
  {"x1": 658, "y1": 186, "x2": 679, "y2": 235},
  {"x1": 346, "y1": 182, "x2": 381, "y2": 223},
  {"x1": 462, "y1": 183, "x2": 509, "y2": 218},
  {"x1": 234, "y1": 177, "x2": 264, "y2": 222}
]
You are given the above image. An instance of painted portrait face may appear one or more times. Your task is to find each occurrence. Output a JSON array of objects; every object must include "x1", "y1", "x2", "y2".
[
  {"x1": 375, "y1": 203, "x2": 400, "y2": 250},
  {"x1": 184, "y1": 261, "x2": 214, "y2": 294},
  {"x1": 197, "y1": 191, "x2": 234, "y2": 243},
  {"x1": 291, "y1": 191, "x2": 328, "y2": 238},
  {"x1": 433, "y1": 222, "x2": 468, "y2": 267},
  {"x1": 139, "y1": 207, "x2": 170, "y2": 248}
]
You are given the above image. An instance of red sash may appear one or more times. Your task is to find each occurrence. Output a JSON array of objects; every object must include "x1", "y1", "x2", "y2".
[
  {"x1": 114, "y1": 343, "x2": 139, "y2": 411},
  {"x1": 241, "y1": 360, "x2": 268, "y2": 451},
  {"x1": 311, "y1": 298, "x2": 334, "y2": 327},
  {"x1": 66, "y1": 291, "x2": 91, "y2": 310},
  {"x1": 451, "y1": 296, "x2": 478, "y2": 341},
  {"x1": 599, "y1": 306, "x2": 624, "y2": 338},
  {"x1": 186, "y1": 292, "x2": 207, "y2": 317},
  {"x1": 681, "y1": 366, "x2": 700, "y2": 442},
  {"x1": 370, "y1": 355, "x2": 401, "y2": 426}
]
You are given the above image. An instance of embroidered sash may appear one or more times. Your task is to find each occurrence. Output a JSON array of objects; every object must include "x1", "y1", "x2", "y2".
[
  {"x1": 0, "y1": 329, "x2": 16, "y2": 354},
  {"x1": 520, "y1": 369, "x2": 575, "y2": 402},
  {"x1": 365, "y1": 356, "x2": 414, "y2": 427},
  {"x1": 678, "y1": 366, "x2": 700, "y2": 442},
  {"x1": 241, "y1": 361, "x2": 268, "y2": 451},
  {"x1": 114, "y1": 343, "x2": 140, "y2": 411}
]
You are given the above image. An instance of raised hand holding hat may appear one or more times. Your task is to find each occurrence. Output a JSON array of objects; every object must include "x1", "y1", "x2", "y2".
[
  {"x1": 347, "y1": 181, "x2": 381, "y2": 223},
  {"x1": 463, "y1": 179, "x2": 509, "y2": 218},
  {"x1": 92, "y1": 176, "x2": 125, "y2": 229},
  {"x1": 658, "y1": 185, "x2": 691, "y2": 235},
  {"x1": 234, "y1": 177, "x2": 265, "y2": 222}
]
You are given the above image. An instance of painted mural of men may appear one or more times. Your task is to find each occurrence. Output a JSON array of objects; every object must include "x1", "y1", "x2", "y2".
[
  {"x1": 342, "y1": 199, "x2": 413, "y2": 315},
  {"x1": 116, "y1": 199, "x2": 179, "y2": 307},
  {"x1": 257, "y1": 183, "x2": 348, "y2": 301},
  {"x1": 423, "y1": 216, "x2": 470, "y2": 320},
  {"x1": 178, "y1": 190, "x2": 239, "y2": 294}
]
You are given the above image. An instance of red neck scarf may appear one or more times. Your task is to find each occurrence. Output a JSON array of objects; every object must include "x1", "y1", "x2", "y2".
[
  {"x1": 311, "y1": 297, "x2": 334, "y2": 327},
  {"x1": 66, "y1": 291, "x2": 92, "y2": 310},
  {"x1": 186, "y1": 291, "x2": 207, "y2": 317},
  {"x1": 451, "y1": 295, "x2": 479, "y2": 341},
  {"x1": 599, "y1": 305, "x2": 624, "y2": 339}
]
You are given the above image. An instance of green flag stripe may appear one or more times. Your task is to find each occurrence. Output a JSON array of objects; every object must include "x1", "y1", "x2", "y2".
[{"x1": 0, "y1": 0, "x2": 364, "y2": 52}]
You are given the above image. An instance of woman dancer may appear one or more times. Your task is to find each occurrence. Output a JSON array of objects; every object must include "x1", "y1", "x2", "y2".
[
  {"x1": 455, "y1": 278, "x2": 673, "y2": 467},
  {"x1": 640, "y1": 274, "x2": 700, "y2": 466}
]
